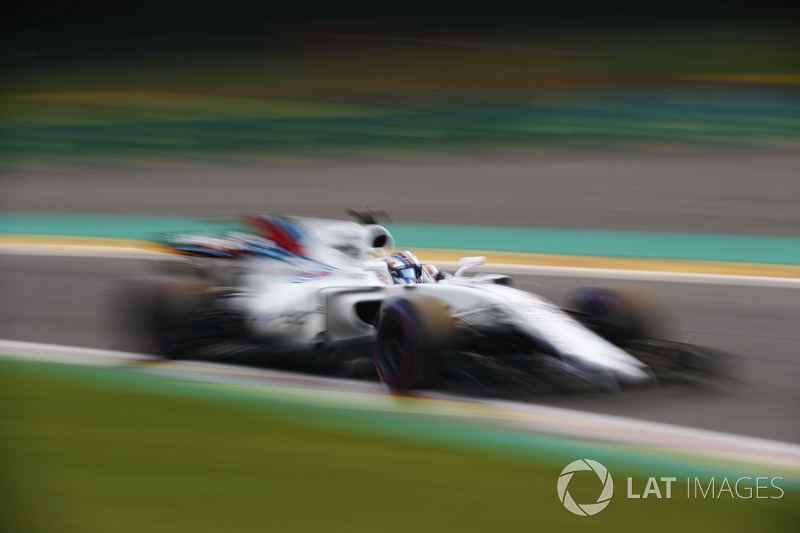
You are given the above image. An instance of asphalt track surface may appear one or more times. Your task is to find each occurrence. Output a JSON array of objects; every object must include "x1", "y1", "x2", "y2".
[
  {"x1": 1, "y1": 254, "x2": 798, "y2": 443},
  {"x1": 3, "y1": 151, "x2": 800, "y2": 236}
]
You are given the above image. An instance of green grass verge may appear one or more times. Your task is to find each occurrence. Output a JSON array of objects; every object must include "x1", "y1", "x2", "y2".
[{"x1": 1, "y1": 361, "x2": 796, "y2": 532}]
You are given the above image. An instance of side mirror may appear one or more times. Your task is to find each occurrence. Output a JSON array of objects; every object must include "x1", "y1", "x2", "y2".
[
  {"x1": 361, "y1": 261, "x2": 389, "y2": 272},
  {"x1": 455, "y1": 256, "x2": 486, "y2": 277}
]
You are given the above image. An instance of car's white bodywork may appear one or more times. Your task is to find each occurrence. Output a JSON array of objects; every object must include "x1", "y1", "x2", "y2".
[{"x1": 165, "y1": 215, "x2": 653, "y2": 387}]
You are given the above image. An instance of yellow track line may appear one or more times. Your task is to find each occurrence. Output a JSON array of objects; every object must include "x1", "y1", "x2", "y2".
[
  {"x1": 2, "y1": 235, "x2": 800, "y2": 280},
  {"x1": 0, "y1": 235, "x2": 170, "y2": 253}
]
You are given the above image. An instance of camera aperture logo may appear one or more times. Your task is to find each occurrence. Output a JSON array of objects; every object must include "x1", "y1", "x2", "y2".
[{"x1": 557, "y1": 459, "x2": 614, "y2": 516}]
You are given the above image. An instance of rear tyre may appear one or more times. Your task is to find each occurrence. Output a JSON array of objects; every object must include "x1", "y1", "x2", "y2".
[
  {"x1": 112, "y1": 277, "x2": 214, "y2": 359},
  {"x1": 374, "y1": 296, "x2": 451, "y2": 390}
]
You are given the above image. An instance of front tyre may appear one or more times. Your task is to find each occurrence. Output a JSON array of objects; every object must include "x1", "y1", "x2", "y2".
[
  {"x1": 374, "y1": 296, "x2": 451, "y2": 390},
  {"x1": 565, "y1": 286, "x2": 666, "y2": 346}
]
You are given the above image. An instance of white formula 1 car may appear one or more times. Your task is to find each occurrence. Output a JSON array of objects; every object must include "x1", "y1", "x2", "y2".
[{"x1": 114, "y1": 211, "x2": 730, "y2": 393}]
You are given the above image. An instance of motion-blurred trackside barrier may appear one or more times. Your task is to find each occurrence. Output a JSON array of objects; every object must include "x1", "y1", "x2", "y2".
[{"x1": 1, "y1": 88, "x2": 798, "y2": 162}]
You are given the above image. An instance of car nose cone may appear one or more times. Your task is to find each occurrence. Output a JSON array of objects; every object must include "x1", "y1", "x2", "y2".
[{"x1": 616, "y1": 365, "x2": 658, "y2": 388}]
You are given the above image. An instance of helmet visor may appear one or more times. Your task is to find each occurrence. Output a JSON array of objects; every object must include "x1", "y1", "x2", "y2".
[{"x1": 394, "y1": 267, "x2": 418, "y2": 283}]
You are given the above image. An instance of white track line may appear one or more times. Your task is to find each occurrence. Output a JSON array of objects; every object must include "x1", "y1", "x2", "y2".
[
  {"x1": 2, "y1": 339, "x2": 799, "y2": 475},
  {"x1": 441, "y1": 261, "x2": 800, "y2": 288}
]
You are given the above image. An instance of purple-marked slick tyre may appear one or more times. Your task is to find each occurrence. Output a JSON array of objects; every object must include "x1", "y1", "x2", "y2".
[
  {"x1": 373, "y1": 296, "x2": 451, "y2": 390},
  {"x1": 565, "y1": 286, "x2": 666, "y2": 346}
]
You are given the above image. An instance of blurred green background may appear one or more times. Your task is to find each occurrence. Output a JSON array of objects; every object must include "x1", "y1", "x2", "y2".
[{"x1": 2, "y1": 24, "x2": 798, "y2": 166}]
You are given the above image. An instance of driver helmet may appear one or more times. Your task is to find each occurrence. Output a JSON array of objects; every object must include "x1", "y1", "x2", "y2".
[
  {"x1": 421, "y1": 263, "x2": 440, "y2": 283},
  {"x1": 388, "y1": 251, "x2": 423, "y2": 284}
]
